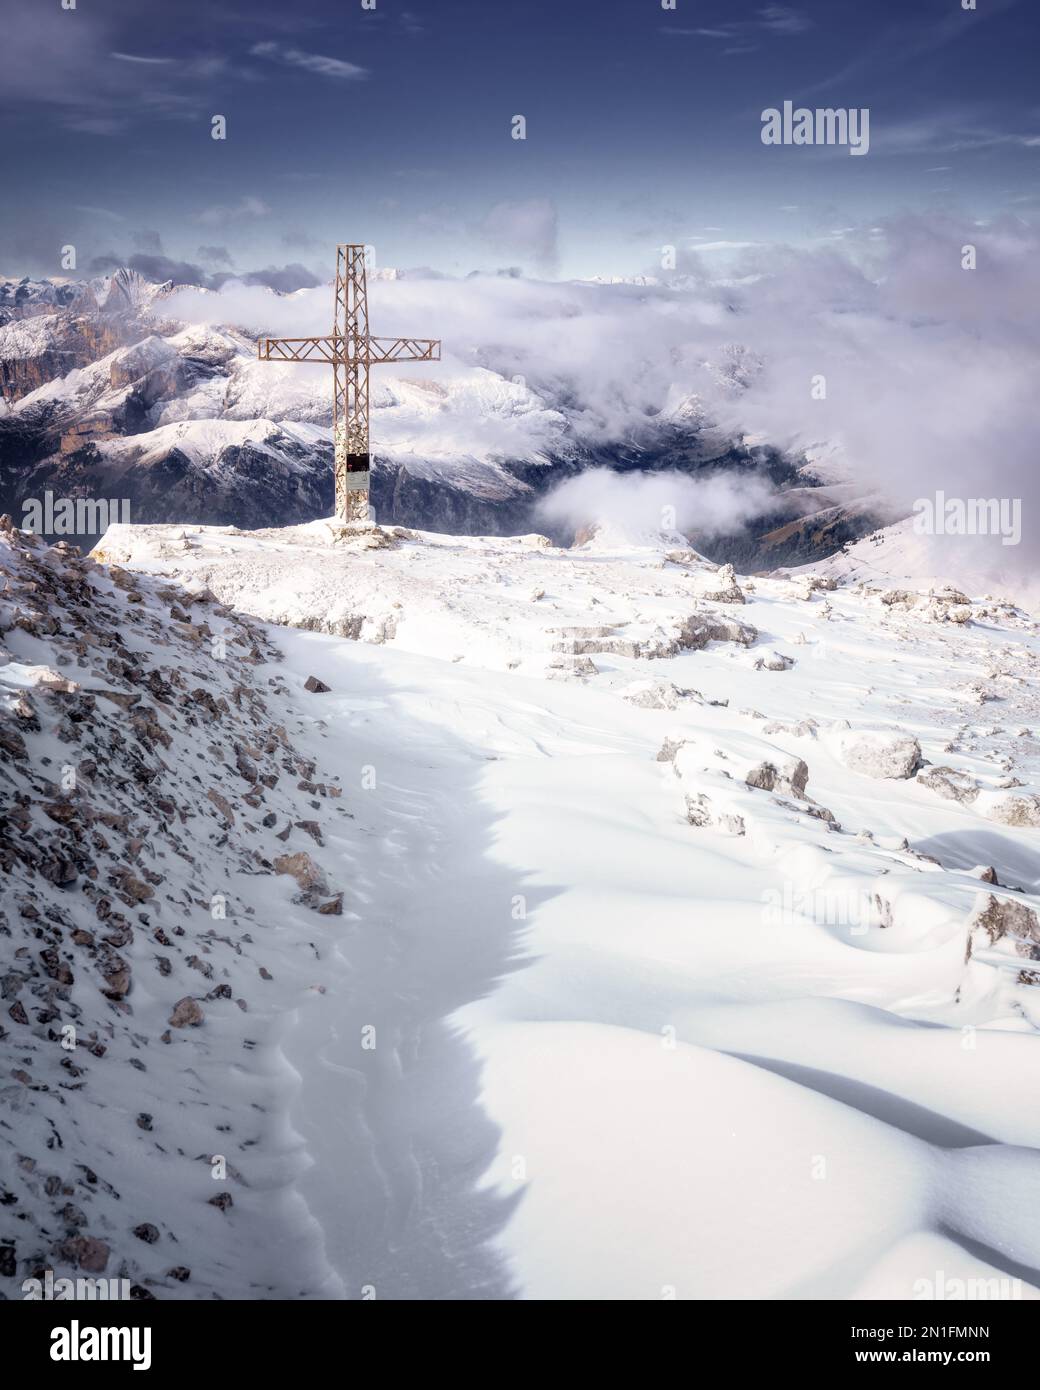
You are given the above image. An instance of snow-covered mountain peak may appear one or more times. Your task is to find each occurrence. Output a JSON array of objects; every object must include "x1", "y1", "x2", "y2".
[{"x1": 91, "y1": 267, "x2": 173, "y2": 313}]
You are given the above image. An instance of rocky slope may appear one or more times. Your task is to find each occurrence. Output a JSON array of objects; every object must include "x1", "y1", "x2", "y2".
[{"x1": 0, "y1": 517, "x2": 356, "y2": 1299}]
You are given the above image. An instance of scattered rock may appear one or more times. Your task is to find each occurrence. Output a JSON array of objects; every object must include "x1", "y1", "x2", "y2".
[
  {"x1": 680, "y1": 614, "x2": 758, "y2": 649},
  {"x1": 969, "y1": 895, "x2": 1040, "y2": 958},
  {"x1": 835, "y1": 730, "x2": 923, "y2": 780},
  {"x1": 72, "y1": 1237, "x2": 110, "y2": 1273},
  {"x1": 206, "y1": 788, "x2": 236, "y2": 827},
  {"x1": 622, "y1": 679, "x2": 701, "y2": 711},
  {"x1": 273, "y1": 851, "x2": 327, "y2": 893},
  {"x1": 968, "y1": 865, "x2": 1000, "y2": 884},
  {"x1": 762, "y1": 719, "x2": 817, "y2": 738},
  {"x1": 986, "y1": 793, "x2": 1040, "y2": 828},
  {"x1": 304, "y1": 675, "x2": 330, "y2": 693},
  {"x1": 916, "y1": 766, "x2": 980, "y2": 805},
  {"x1": 754, "y1": 652, "x2": 795, "y2": 672},
  {"x1": 684, "y1": 793, "x2": 745, "y2": 837},
  {"x1": 656, "y1": 737, "x2": 685, "y2": 763},
  {"x1": 700, "y1": 563, "x2": 745, "y2": 604},
  {"x1": 746, "y1": 758, "x2": 809, "y2": 798},
  {"x1": 168, "y1": 997, "x2": 204, "y2": 1028}
]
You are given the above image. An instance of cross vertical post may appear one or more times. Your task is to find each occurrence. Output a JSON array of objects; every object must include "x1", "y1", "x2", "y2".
[
  {"x1": 333, "y1": 244, "x2": 371, "y2": 523},
  {"x1": 257, "y1": 242, "x2": 440, "y2": 526}
]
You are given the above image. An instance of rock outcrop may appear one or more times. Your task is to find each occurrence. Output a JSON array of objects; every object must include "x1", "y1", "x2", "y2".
[{"x1": 833, "y1": 729, "x2": 923, "y2": 780}]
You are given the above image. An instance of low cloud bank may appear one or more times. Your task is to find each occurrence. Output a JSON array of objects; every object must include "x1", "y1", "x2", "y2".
[
  {"x1": 537, "y1": 468, "x2": 778, "y2": 543},
  {"x1": 162, "y1": 213, "x2": 1040, "y2": 563},
  {"x1": 91, "y1": 253, "x2": 321, "y2": 293}
]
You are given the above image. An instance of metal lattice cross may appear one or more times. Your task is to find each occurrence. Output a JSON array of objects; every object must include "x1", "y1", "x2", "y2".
[{"x1": 258, "y1": 244, "x2": 440, "y2": 523}]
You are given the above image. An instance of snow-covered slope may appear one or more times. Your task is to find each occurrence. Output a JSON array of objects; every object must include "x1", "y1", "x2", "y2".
[
  {"x1": 10, "y1": 512, "x2": 1020, "y2": 1300},
  {"x1": 816, "y1": 516, "x2": 1040, "y2": 615},
  {"x1": 0, "y1": 522, "x2": 356, "y2": 1297}
]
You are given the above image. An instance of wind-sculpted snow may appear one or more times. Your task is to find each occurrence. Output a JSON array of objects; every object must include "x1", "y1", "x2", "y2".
[{"x1": 61, "y1": 513, "x2": 1040, "y2": 1299}]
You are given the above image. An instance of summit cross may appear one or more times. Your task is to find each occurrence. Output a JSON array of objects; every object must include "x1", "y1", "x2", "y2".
[{"x1": 258, "y1": 243, "x2": 440, "y2": 523}]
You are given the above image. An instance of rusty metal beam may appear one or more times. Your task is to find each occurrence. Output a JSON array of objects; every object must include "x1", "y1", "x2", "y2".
[{"x1": 257, "y1": 335, "x2": 441, "y2": 365}]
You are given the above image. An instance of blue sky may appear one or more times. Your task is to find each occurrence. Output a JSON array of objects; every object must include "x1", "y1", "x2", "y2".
[{"x1": 1, "y1": 0, "x2": 1038, "y2": 281}]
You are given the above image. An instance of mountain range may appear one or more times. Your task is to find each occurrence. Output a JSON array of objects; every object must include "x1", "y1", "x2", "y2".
[{"x1": 0, "y1": 269, "x2": 889, "y2": 558}]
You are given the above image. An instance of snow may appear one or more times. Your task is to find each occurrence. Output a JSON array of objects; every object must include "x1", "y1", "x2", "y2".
[
  {"x1": 69, "y1": 514, "x2": 1040, "y2": 1299},
  {"x1": 11, "y1": 334, "x2": 176, "y2": 417},
  {"x1": 815, "y1": 517, "x2": 1040, "y2": 615},
  {"x1": 0, "y1": 312, "x2": 63, "y2": 359},
  {"x1": 95, "y1": 417, "x2": 317, "y2": 473}
]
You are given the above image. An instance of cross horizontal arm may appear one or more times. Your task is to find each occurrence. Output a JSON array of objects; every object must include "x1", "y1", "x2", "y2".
[
  {"x1": 257, "y1": 336, "x2": 339, "y2": 364},
  {"x1": 257, "y1": 335, "x2": 441, "y2": 365},
  {"x1": 366, "y1": 336, "x2": 441, "y2": 364}
]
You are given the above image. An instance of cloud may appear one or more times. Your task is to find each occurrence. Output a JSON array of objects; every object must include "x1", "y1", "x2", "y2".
[
  {"x1": 228, "y1": 263, "x2": 321, "y2": 293},
  {"x1": 88, "y1": 253, "x2": 319, "y2": 293},
  {"x1": 477, "y1": 199, "x2": 559, "y2": 273},
  {"x1": 757, "y1": 6, "x2": 813, "y2": 35},
  {"x1": 865, "y1": 110, "x2": 1040, "y2": 158},
  {"x1": 65, "y1": 116, "x2": 125, "y2": 137},
  {"x1": 197, "y1": 196, "x2": 272, "y2": 227},
  {"x1": 90, "y1": 252, "x2": 207, "y2": 286},
  {"x1": 159, "y1": 213, "x2": 1040, "y2": 572},
  {"x1": 689, "y1": 240, "x2": 760, "y2": 253},
  {"x1": 537, "y1": 468, "x2": 778, "y2": 541},
  {"x1": 198, "y1": 244, "x2": 233, "y2": 265},
  {"x1": 110, "y1": 52, "x2": 174, "y2": 65},
  {"x1": 280, "y1": 228, "x2": 321, "y2": 251},
  {"x1": 665, "y1": 7, "x2": 812, "y2": 41},
  {"x1": 803, "y1": 0, "x2": 1021, "y2": 96},
  {"x1": 249, "y1": 42, "x2": 367, "y2": 81},
  {"x1": 73, "y1": 205, "x2": 124, "y2": 222},
  {"x1": 132, "y1": 229, "x2": 164, "y2": 253},
  {"x1": 0, "y1": 7, "x2": 231, "y2": 133}
]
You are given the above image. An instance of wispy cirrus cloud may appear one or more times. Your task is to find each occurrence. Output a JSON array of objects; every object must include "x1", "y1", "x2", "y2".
[
  {"x1": 758, "y1": 5, "x2": 813, "y2": 35},
  {"x1": 866, "y1": 109, "x2": 1040, "y2": 157},
  {"x1": 0, "y1": 6, "x2": 233, "y2": 134},
  {"x1": 110, "y1": 52, "x2": 174, "y2": 65},
  {"x1": 801, "y1": 0, "x2": 1022, "y2": 96},
  {"x1": 663, "y1": 6, "x2": 813, "y2": 43},
  {"x1": 197, "y1": 196, "x2": 272, "y2": 227},
  {"x1": 73, "y1": 205, "x2": 125, "y2": 222},
  {"x1": 249, "y1": 42, "x2": 368, "y2": 81}
]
